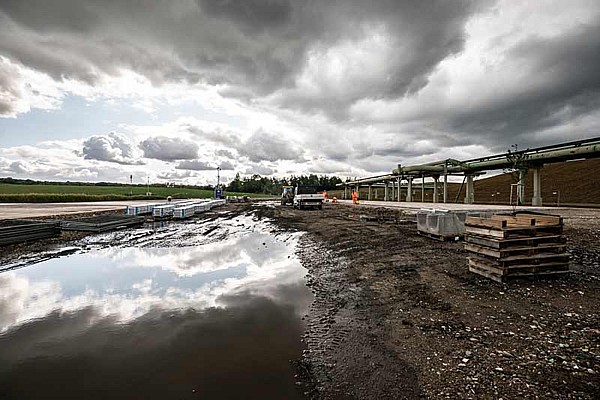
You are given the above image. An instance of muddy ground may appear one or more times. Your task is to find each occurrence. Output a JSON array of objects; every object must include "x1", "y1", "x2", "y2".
[
  {"x1": 255, "y1": 203, "x2": 600, "y2": 399},
  {"x1": 1, "y1": 203, "x2": 599, "y2": 399}
]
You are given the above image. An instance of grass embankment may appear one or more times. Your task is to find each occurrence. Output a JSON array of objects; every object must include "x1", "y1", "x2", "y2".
[{"x1": 0, "y1": 184, "x2": 271, "y2": 203}]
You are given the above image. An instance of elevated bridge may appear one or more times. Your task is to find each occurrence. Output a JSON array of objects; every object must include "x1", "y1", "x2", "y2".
[{"x1": 338, "y1": 137, "x2": 600, "y2": 206}]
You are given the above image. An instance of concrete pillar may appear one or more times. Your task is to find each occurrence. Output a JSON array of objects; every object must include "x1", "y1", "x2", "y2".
[
  {"x1": 517, "y1": 169, "x2": 526, "y2": 205},
  {"x1": 421, "y1": 176, "x2": 425, "y2": 202},
  {"x1": 397, "y1": 177, "x2": 401, "y2": 202},
  {"x1": 384, "y1": 182, "x2": 389, "y2": 201},
  {"x1": 391, "y1": 180, "x2": 395, "y2": 202},
  {"x1": 532, "y1": 167, "x2": 542, "y2": 206},
  {"x1": 443, "y1": 173, "x2": 448, "y2": 203},
  {"x1": 464, "y1": 175, "x2": 475, "y2": 204},
  {"x1": 344, "y1": 186, "x2": 347, "y2": 200},
  {"x1": 368, "y1": 185, "x2": 372, "y2": 201},
  {"x1": 407, "y1": 178, "x2": 413, "y2": 202},
  {"x1": 433, "y1": 176, "x2": 439, "y2": 203}
]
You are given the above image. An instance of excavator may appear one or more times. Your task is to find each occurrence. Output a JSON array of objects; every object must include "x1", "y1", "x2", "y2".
[{"x1": 281, "y1": 186, "x2": 294, "y2": 206}]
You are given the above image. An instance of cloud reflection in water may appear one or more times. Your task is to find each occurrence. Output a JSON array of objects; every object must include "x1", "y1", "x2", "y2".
[{"x1": 0, "y1": 225, "x2": 311, "y2": 399}]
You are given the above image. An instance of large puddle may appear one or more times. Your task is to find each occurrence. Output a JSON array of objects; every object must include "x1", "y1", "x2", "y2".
[{"x1": 0, "y1": 212, "x2": 312, "y2": 399}]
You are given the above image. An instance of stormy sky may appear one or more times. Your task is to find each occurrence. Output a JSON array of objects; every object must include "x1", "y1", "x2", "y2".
[{"x1": 0, "y1": 0, "x2": 599, "y2": 185}]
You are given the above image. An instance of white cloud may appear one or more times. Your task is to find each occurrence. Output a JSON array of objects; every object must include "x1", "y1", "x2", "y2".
[
  {"x1": 139, "y1": 136, "x2": 199, "y2": 161},
  {"x1": 244, "y1": 163, "x2": 274, "y2": 176},
  {"x1": 238, "y1": 129, "x2": 304, "y2": 163},
  {"x1": 175, "y1": 159, "x2": 215, "y2": 171},
  {"x1": 0, "y1": 225, "x2": 305, "y2": 331},
  {"x1": 82, "y1": 132, "x2": 143, "y2": 165}
]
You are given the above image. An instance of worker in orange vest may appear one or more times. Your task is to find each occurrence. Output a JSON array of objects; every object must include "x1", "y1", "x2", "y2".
[
  {"x1": 323, "y1": 190, "x2": 329, "y2": 202},
  {"x1": 352, "y1": 190, "x2": 358, "y2": 204}
]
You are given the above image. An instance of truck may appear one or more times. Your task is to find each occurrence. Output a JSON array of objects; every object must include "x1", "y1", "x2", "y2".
[{"x1": 293, "y1": 185, "x2": 323, "y2": 210}]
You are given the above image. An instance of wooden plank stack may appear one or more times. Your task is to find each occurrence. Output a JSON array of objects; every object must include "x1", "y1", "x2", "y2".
[{"x1": 465, "y1": 212, "x2": 569, "y2": 282}]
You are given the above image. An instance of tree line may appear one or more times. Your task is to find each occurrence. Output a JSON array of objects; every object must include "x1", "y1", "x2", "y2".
[
  {"x1": 0, "y1": 177, "x2": 213, "y2": 190},
  {"x1": 226, "y1": 173, "x2": 344, "y2": 194},
  {"x1": 1, "y1": 174, "x2": 346, "y2": 195}
]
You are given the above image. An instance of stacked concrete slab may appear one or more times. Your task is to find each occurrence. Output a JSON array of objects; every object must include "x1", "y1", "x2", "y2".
[
  {"x1": 205, "y1": 199, "x2": 226, "y2": 208},
  {"x1": 152, "y1": 204, "x2": 177, "y2": 218},
  {"x1": 125, "y1": 203, "x2": 162, "y2": 216},
  {"x1": 0, "y1": 220, "x2": 61, "y2": 245},
  {"x1": 416, "y1": 210, "x2": 491, "y2": 240},
  {"x1": 465, "y1": 212, "x2": 568, "y2": 282},
  {"x1": 61, "y1": 215, "x2": 145, "y2": 232},
  {"x1": 124, "y1": 198, "x2": 227, "y2": 220},
  {"x1": 193, "y1": 202, "x2": 211, "y2": 214},
  {"x1": 173, "y1": 204, "x2": 197, "y2": 219}
]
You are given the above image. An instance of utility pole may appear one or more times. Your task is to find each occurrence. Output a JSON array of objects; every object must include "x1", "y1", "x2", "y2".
[
  {"x1": 215, "y1": 166, "x2": 222, "y2": 199},
  {"x1": 146, "y1": 176, "x2": 150, "y2": 196}
]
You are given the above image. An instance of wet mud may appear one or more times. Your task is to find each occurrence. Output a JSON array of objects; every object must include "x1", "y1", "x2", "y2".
[{"x1": 256, "y1": 203, "x2": 600, "y2": 399}]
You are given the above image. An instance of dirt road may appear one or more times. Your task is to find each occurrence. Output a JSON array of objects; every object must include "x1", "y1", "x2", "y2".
[{"x1": 1, "y1": 202, "x2": 598, "y2": 399}]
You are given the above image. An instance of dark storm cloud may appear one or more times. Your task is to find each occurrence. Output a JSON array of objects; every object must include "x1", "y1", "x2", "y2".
[
  {"x1": 447, "y1": 22, "x2": 600, "y2": 148},
  {"x1": 139, "y1": 136, "x2": 198, "y2": 161},
  {"x1": 198, "y1": 0, "x2": 293, "y2": 33},
  {"x1": 364, "y1": 133, "x2": 467, "y2": 159},
  {"x1": 0, "y1": 0, "x2": 100, "y2": 34},
  {"x1": 0, "y1": 0, "x2": 486, "y2": 107},
  {"x1": 0, "y1": 2, "x2": 199, "y2": 86},
  {"x1": 82, "y1": 132, "x2": 143, "y2": 165},
  {"x1": 2, "y1": 0, "x2": 600, "y2": 170}
]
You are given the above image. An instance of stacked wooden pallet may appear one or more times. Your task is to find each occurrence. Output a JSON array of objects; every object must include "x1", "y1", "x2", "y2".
[{"x1": 465, "y1": 213, "x2": 568, "y2": 282}]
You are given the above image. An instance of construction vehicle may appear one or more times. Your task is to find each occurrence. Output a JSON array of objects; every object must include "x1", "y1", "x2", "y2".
[
  {"x1": 293, "y1": 185, "x2": 323, "y2": 210},
  {"x1": 281, "y1": 186, "x2": 294, "y2": 206}
]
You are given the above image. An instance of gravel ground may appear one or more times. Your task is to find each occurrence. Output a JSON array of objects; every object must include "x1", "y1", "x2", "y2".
[
  {"x1": 256, "y1": 203, "x2": 600, "y2": 399},
  {"x1": 1, "y1": 203, "x2": 598, "y2": 399}
]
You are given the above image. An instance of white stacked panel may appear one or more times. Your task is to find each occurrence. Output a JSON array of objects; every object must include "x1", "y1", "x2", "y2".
[
  {"x1": 204, "y1": 199, "x2": 226, "y2": 209},
  {"x1": 125, "y1": 203, "x2": 161, "y2": 216},
  {"x1": 153, "y1": 204, "x2": 175, "y2": 218},
  {"x1": 173, "y1": 205, "x2": 196, "y2": 219},
  {"x1": 193, "y1": 203, "x2": 209, "y2": 214}
]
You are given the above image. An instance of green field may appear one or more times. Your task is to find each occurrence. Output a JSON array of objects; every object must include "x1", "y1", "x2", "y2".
[{"x1": 0, "y1": 183, "x2": 270, "y2": 202}]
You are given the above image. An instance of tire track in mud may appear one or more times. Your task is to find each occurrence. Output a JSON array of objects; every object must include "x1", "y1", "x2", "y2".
[
  {"x1": 264, "y1": 204, "x2": 423, "y2": 399},
  {"x1": 265, "y1": 204, "x2": 600, "y2": 399}
]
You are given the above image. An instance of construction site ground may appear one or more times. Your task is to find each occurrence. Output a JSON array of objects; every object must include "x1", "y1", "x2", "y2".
[
  {"x1": 1, "y1": 201, "x2": 599, "y2": 399},
  {"x1": 263, "y1": 202, "x2": 600, "y2": 399}
]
